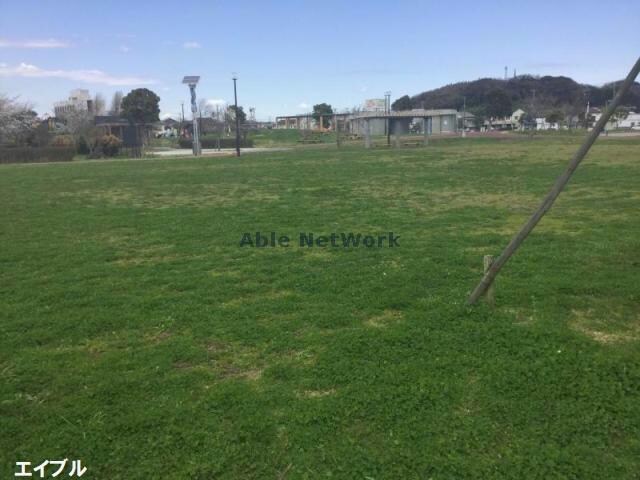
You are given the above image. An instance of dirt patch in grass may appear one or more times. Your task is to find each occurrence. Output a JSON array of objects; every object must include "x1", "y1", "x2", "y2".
[
  {"x1": 59, "y1": 184, "x2": 280, "y2": 209},
  {"x1": 209, "y1": 269, "x2": 243, "y2": 279},
  {"x1": 365, "y1": 309, "x2": 404, "y2": 328},
  {"x1": 222, "y1": 290, "x2": 294, "y2": 309},
  {"x1": 504, "y1": 307, "x2": 536, "y2": 326},
  {"x1": 145, "y1": 330, "x2": 173, "y2": 344},
  {"x1": 219, "y1": 365, "x2": 263, "y2": 380},
  {"x1": 298, "y1": 388, "x2": 336, "y2": 399},
  {"x1": 570, "y1": 308, "x2": 639, "y2": 344}
]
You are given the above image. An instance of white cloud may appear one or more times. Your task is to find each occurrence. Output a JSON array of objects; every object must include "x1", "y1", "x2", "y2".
[
  {"x1": 161, "y1": 112, "x2": 178, "y2": 120},
  {"x1": 183, "y1": 41, "x2": 201, "y2": 49},
  {"x1": 205, "y1": 98, "x2": 226, "y2": 106},
  {"x1": 119, "y1": 45, "x2": 131, "y2": 53},
  {"x1": 0, "y1": 38, "x2": 70, "y2": 48},
  {"x1": 0, "y1": 62, "x2": 157, "y2": 86},
  {"x1": 297, "y1": 102, "x2": 309, "y2": 109}
]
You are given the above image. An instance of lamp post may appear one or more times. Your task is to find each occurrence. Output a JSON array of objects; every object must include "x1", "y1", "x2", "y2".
[
  {"x1": 182, "y1": 76, "x2": 201, "y2": 156},
  {"x1": 232, "y1": 73, "x2": 240, "y2": 157},
  {"x1": 384, "y1": 91, "x2": 391, "y2": 146}
]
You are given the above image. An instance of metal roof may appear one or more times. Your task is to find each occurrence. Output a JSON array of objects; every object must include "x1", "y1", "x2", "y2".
[{"x1": 351, "y1": 109, "x2": 458, "y2": 119}]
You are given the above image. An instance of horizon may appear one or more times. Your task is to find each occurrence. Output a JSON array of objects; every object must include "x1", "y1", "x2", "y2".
[{"x1": 0, "y1": 0, "x2": 638, "y2": 120}]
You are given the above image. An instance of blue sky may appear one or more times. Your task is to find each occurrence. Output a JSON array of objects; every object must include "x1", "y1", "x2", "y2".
[{"x1": 1, "y1": 0, "x2": 638, "y2": 120}]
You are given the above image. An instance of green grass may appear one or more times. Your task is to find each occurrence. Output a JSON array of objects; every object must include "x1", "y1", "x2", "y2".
[
  {"x1": 249, "y1": 128, "x2": 337, "y2": 147},
  {"x1": 1, "y1": 137, "x2": 640, "y2": 479}
]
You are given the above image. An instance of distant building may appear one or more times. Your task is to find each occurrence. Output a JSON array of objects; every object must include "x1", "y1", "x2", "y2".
[
  {"x1": 485, "y1": 109, "x2": 526, "y2": 130},
  {"x1": 363, "y1": 99, "x2": 386, "y2": 112},
  {"x1": 591, "y1": 112, "x2": 618, "y2": 130},
  {"x1": 617, "y1": 111, "x2": 640, "y2": 130},
  {"x1": 457, "y1": 111, "x2": 476, "y2": 131},
  {"x1": 535, "y1": 117, "x2": 559, "y2": 130},
  {"x1": 54, "y1": 89, "x2": 92, "y2": 117}
]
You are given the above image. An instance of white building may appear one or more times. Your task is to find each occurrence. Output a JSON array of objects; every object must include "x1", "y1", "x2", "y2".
[
  {"x1": 54, "y1": 89, "x2": 92, "y2": 117},
  {"x1": 484, "y1": 109, "x2": 526, "y2": 130},
  {"x1": 591, "y1": 112, "x2": 618, "y2": 131},
  {"x1": 617, "y1": 111, "x2": 640, "y2": 130},
  {"x1": 535, "y1": 118, "x2": 559, "y2": 130}
]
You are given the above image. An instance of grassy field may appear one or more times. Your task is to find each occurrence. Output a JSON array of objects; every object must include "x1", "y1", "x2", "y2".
[
  {"x1": 1, "y1": 136, "x2": 639, "y2": 479},
  {"x1": 249, "y1": 128, "x2": 338, "y2": 147}
]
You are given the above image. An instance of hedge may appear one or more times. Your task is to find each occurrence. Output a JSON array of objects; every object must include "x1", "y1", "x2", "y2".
[
  {"x1": 178, "y1": 137, "x2": 254, "y2": 149},
  {"x1": 0, "y1": 146, "x2": 76, "y2": 164}
]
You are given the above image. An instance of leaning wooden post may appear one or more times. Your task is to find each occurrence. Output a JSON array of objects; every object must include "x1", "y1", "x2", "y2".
[
  {"x1": 483, "y1": 255, "x2": 495, "y2": 306},
  {"x1": 467, "y1": 56, "x2": 640, "y2": 305}
]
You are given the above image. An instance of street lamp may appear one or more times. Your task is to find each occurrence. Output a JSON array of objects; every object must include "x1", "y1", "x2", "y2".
[
  {"x1": 182, "y1": 75, "x2": 201, "y2": 156},
  {"x1": 232, "y1": 73, "x2": 240, "y2": 157}
]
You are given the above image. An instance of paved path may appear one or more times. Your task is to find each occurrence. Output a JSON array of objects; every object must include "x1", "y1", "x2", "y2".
[{"x1": 151, "y1": 147, "x2": 291, "y2": 157}]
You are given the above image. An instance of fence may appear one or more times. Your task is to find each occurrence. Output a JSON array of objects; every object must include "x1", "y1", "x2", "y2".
[{"x1": 0, "y1": 146, "x2": 75, "y2": 164}]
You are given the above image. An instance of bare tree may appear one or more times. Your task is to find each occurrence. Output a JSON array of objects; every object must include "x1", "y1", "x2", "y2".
[
  {"x1": 93, "y1": 93, "x2": 106, "y2": 115},
  {"x1": 0, "y1": 94, "x2": 38, "y2": 145},
  {"x1": 64, "y1": 110, "x2": 98, "y2": 153},
  {"x1": 109, "y1": 91, "x2": 123, "y2": 115},
  {"x1": 197, "y1": 99, "x2": 210, "y2": 117}
]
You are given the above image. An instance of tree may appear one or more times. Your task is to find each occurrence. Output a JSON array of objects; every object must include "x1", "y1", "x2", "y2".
[
  {"x1": 228, "y1": 105, "x2": 246, "y2": 124},
  {"x1": 546, "y1": 110, "x2": 563, "y2": 125},
  {"x1": 121, "y1": 88, "x2": 160, "y2": 156},
  {"x1": 485, "y1": 89, "x2": 513, "y2": 118},
  {"x1": 64, "y1": 110, "x2": 98, "y2": 154},
  {"x1": 93, "y1": 93, "x2": 106, "y2": 115},
  {"x1": 312, "y1": 103, "x2": 333, "y2": 128},
  {"x1": 109, "y1": 91, "x2": 123, "y2": 115},
  {"x1": 392, "y1": 95, "x2": 413, "y2": 111},
  {"x1": 121, "y1": 88, "x2": 160, "y2": 124},
  {"x1": 0, "y1": 94, "x2": 40, "y2": 146}
]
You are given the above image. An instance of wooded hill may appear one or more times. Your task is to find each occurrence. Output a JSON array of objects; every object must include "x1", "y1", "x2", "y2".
[{"x1": 392, "y1": 75, "x2": 640, "y2": 119}]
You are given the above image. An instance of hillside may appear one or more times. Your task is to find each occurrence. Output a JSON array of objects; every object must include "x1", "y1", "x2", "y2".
[{"x1": 393, "y1": 75, "x2": 640, "y2": 118}]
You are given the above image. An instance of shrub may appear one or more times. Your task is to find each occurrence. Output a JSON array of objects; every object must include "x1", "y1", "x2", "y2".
[
  {"x1": 100, "y1": 134, "x2": 122, "y2": 157},
  {"x1": 51, "y1": 135, "x2": 75, "y2": 147},
  {"x1": 178, "y1": 137, "x2": 254, "y2": 149},
  {"x1": 77, "y1": 136, "x2": 90, "y2": 155},
  {"x1": 0, "y1": 146, "x2": 75, "y2": 164}
]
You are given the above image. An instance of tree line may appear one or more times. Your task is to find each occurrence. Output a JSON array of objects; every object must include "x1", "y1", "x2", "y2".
[{"x1": 392, "y1": 75, "x2": 640, "y2": 123}]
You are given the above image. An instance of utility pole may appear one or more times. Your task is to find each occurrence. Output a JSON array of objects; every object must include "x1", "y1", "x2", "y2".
[
  {"x1": 461, "y1": 96, "x2": 467, "y2": 138},
  {"x1": 585, "y1": 100, "x2": 590, "y2": 130},
  {"x1": 232, "y1": 74, "x2": 240, "y2": 157},
  {"x1": 385, "y1": 91, "x2": 391, "y2": 147},
  {"x1": 181, "y1": 102, "x2": 185, "y2": 136}
]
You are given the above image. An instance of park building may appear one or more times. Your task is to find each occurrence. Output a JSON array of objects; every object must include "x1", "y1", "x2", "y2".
[
  {"x1": 349, "y1": 109, "x2": 458, "y2": 136},
  {"x1": 275, "y1": 109, "x2": 459, "y2": 136},
  {"x1": 53, "y1": 89, "x2": 93, "y2": 117}
]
